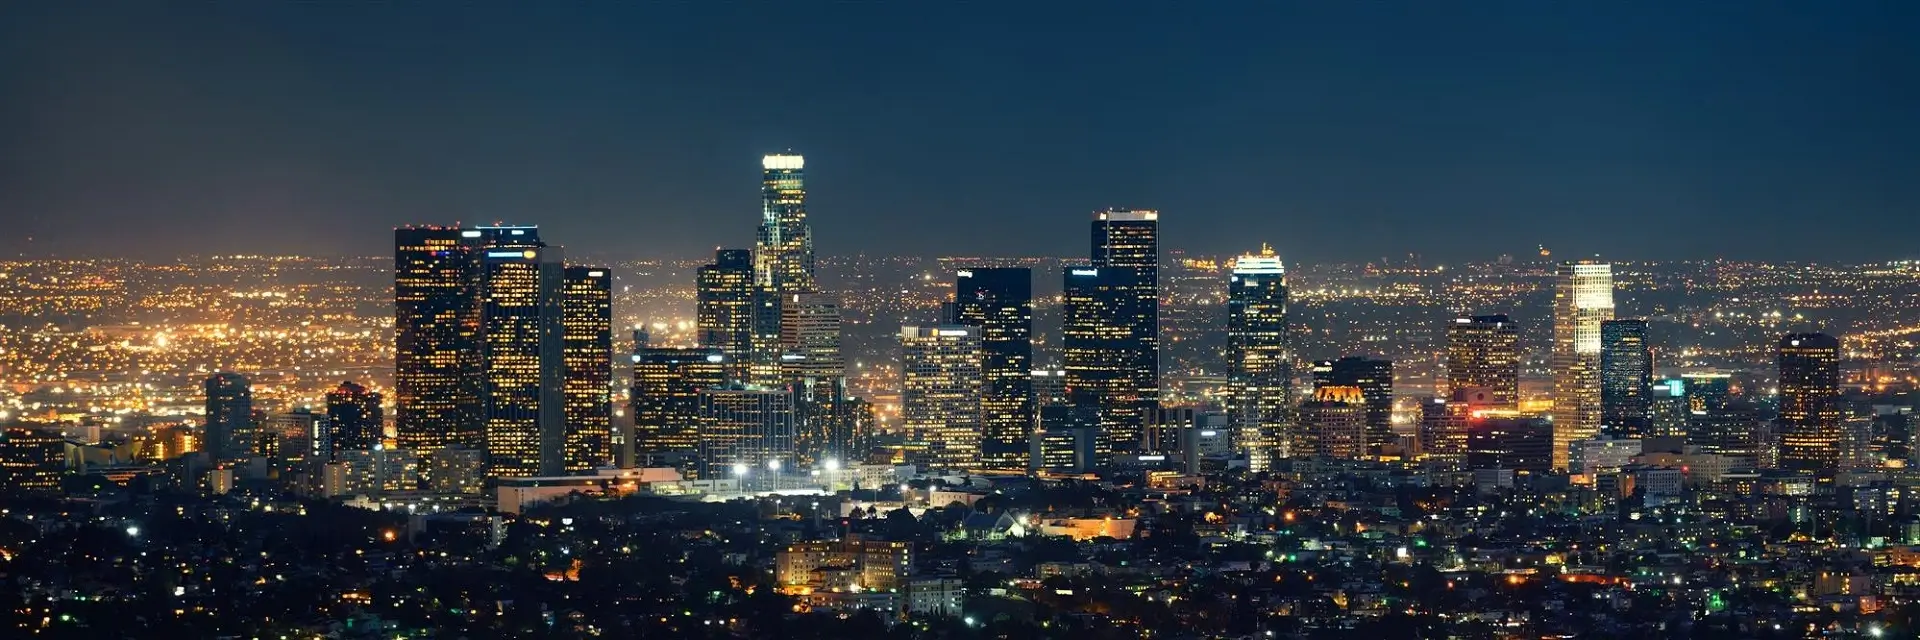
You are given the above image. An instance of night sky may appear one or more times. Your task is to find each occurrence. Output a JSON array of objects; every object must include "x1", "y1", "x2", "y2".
[{"x1": 2, "y1": 2, "x2": 1914, "y2": 263}]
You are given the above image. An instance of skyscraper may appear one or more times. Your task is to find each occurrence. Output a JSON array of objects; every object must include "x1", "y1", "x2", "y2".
[
  {"x1": 1299, "y1": 386, "x2": 1367, "y2": 460},
  {"x1": 1086, "y1": 208, "x2": 1160, "y2": 457},
  {"x1": 204, "y1": 372, "x2": 254, "y2": 460},
  {"x1": 631, "y1": 347, "x2": 726, "y2": 473},
  {"x1": 562, "y1": 266, "x2": 614, "y2": 473},
  {"x1": 950, "y1": 268, "x2": 1034, "y2": 471},
  {"x1": 780, "y1": 292, "x2": 849, "y2": 466},
  {"x1": 696, "y1": 249, "x2": 757, "y2": 384},
  {"x1": 697, "y1": 385, "x2": 798, "y2": 480},
  {"x1": 325, "y1": 380, "x2": 383, "y2": 456},
  {"x1": 1062, "y1": 265, "x2": 1154, "y2": 461},
  {"x1": 1777, "y1": 332, "x2": 1842, "y2": 471},
  {"x1": 394, "y1": 226, "x2": 482, "y2": 454},
  {"x1": 1225, "y1": 249, "x2": 1290, "y2": 471},
  {"x1": 1467, "y1": 413, "x2": 1554, "y2": 474},
  {"x1": 900, "y1": 325, "x2": 985, "y2": 470},
  {"x1": 1445, "y1": 315, "x2": 1520, "y2": 409},
  {"x1": 477, "y1": 228, "x2": 566, "y2": 478},
  {"x1": 754, "y1": 153, "x2": 814, "y2": 294},
  {"x1": 1551, "y1": 262, "x2": 1615, "y2": 471},
  {"x1": 1312, "y1": 356, "x2": 1393, "y2": 455},
  {"x1": 1599, "y1": 319, "x2": 1652, "y2": 438}
]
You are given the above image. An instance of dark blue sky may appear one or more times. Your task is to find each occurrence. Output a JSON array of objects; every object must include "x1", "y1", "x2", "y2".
[{"x1": 2, "y1": 2, "x2": 1914, "y2": 262}]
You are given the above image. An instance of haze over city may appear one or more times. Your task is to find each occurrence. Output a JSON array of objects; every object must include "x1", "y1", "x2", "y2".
[{"x1": 4, "y1": 2, "x2": 1916, "y2": 262}]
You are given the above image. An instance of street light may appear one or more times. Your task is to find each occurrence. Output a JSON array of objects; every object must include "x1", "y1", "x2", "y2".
[
  {"x1": 731, "y1": 463, "x2": 749, "y2": 478},
  {"x1": 766, "y1": 459, "x2": 781, "y2": 472},
  {"x1": 824, "y1": 457, "x2": 841, "y2": 472}
]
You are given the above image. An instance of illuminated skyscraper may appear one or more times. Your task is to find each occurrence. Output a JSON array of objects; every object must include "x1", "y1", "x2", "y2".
[
  {"x1": 1599, "y1": 319, "x2": 1652, "y2": 438},
  {"x1": 1088, "y1": 209, "x2": 1159, "y2": 455},
  {"x1": 1062, "y1": 265, "x2": 1154, "y2": 461},
  {"x1": 394, "y1": 226, "x2": 482, "y2": 454},
  {"x1": 1648, "y1": 378, "x2": 1689, "y2": 438},
  {"x1": 696, "y1": 249, "x2": 757, "y2": 384},
  {"x1": 477, "y1": 229, "x2": 566, "y2": 478},
  {"x1": 697, "y1": 385, "x2": 798, "y2": 480},
  {"x1": 1225, "y1": 249, "x2": 1290, "y2": 470},
  {"x1": 950, "y1": 268, "x2": 1034, "y2": 471},
  {"x1": 1551, "y1": 262, "x2": 1615, "y2": 471},
  {"x1": 900, "y1": 326, "x2": 985, "y2": 470},
  {"x1": 1313, "y1": 356, "x2": 1393, "y2": 455},
  {"x1": 1419, "y1": 389, "x2": 1499, "y2": 469},
  {"x1": 1777, "y1": 332, "x2": 1842, "y2": 471},
  {"x1": 631, "y1": 347, "x2": 726, "y2": 474},
  {"x1": 0, "y1": 427, "x2": 65, "y2": 492},
  {"x1": 562, "y1": 266, "x2": 614, "y2": 472},
  {"x1": 1445, "y1": 314, "x2": 1520, "y2": 409},
  {"x1": 204, "y1": 372, "x2": 254, "y2": 460},
  {"x1": 780, "y1": 292, "x2": 849, "y2": 465},
  {"x1": 325, "y1": 380, "x2": 383, "y2": 456},
  {"x1": 755, "y1": 153, "x2": 814, "y2": 293},
  {"x1": 1299, "y1": 386, "x2": 1367, "y2": 460}
]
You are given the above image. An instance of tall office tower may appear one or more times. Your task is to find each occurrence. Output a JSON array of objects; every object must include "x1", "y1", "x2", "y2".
[
  {"x1": 1648, "y1": 378, "x2": 1689, "y2": 438},
  {"x1": 754, "y1": 153, "x2": 814, "y2": 293},
  {"x1": 950, "y1": 268, "x2": 1035, "y2": 471},
  {"x1": 325, "y1": 381, "x2": 383, "y2": 456},
  {"x1": 1087, "y1": 209, "x2": 1160, "y2": 455},
  {"x1": 1062, "y1": 265, "x2": 1155, "y2": 462},
  {"x1": 1418, "y1": 389, "x2": 1497, "y2": 469},
  {"x1": 562, "y1": 266, "x2": 614, "y2": 473},
  {"x1": 1599, "y1": 319, "x2": 1652, "y2": 438},
  {"x1": 204, "y1": 372, "x2": 254, "y2": 460},
  {"x1": 1550, "y1": 261, "x2": 1615, "y2": 471},
  {"x1": 394, "y1": 226, "x2": 482, "y2": 454},
  {"x1": 1312, "y1": 356, "x2": 1394, "y2": 454},
  {"x1": 477, "y1": 230, "x2": 567, "y2": 478},
  {"x1": 1466, "y1": 413, "x2": 1554, "y2": 475},
  {"x1": 900, "y1": 326, "x2": 985, "y2": 470},
  {"x1": 1299, "y1": 386, "x2": 1367, "y2": 460},
  {"x1": 697, "y1": 384, "x2": 798, "y2": 480},
  {"x1": 631, "y1": 347, "x2": 726, "y2": 473},
  {"x1": 1686, "y1": 402, "x2": 1765, "y2": 471},
  {"x1": 696, "y1": 249, "x2": 758, "y2": 384},
  {"x1": 779, "y1": 292, "x2": 849, "y2": 465},
  {"x1": 1225, "y1": 249, "x2": 1290, "y2": 471},
  {"x1": 1444, "y1": 314, "x2": 1520, "y2": 409},
  {"x1": 1777, "y1": 333, "x2": 1842, "y2": 471}
]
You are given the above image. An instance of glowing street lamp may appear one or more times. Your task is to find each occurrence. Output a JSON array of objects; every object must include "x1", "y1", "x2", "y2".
[{"x1": 731, "y1": 463, "x2": 749, "y2": 478}]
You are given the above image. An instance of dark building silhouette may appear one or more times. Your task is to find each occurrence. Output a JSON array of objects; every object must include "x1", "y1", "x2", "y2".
[
  {"x1": 950, "y1": 268, "x2": 1034, "y2": 471},
  {"x1": 1777, "y1": 332, "x2": 1842, "y2": 471},
  {"x1": 1599, "y1": 319, "x2": 1652, "y2": 437},
  {"x1": 204, "y1": 372, "x2": 254, "y2": 460},
  {"x1": 1062, "y1": 265, "x2": 1155, "y2": 463},
  {"x1": 325, "y1": 381, "x2": 383, "y2": 456},
  {"x1": 1466, "y1": 413, "x2": 1553, "y2": 475}
]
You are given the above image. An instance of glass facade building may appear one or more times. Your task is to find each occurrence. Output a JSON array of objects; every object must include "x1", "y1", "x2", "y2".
[
  {"x1": 562, "y1": 266, "x2": 614, "y2": 472},
  {"x1": 900, "y1": 325, "x2": 985, "y2": 470},
  {"x1": 1598, "y1": 319, "x2": 1652, "y2": 438},
  {"x1": 1777, "y1": 332, "x2": 1842, "y2": 471},
  {"x1": 950, "y1": 268, "x2": 1034, "y2": 471},
  {"x1": 1445, "y1": 314, "x2": 1520, "y2": 409},
  {"x1": 393, "y1": 226, "x2": 483, "y2": 454},
  {"x1": 1226, "y1": 250, "x2": 1290, "y2": 470},
  {"x1": 1551, "y1": 261, "x2": 1615, "y2": 471}
]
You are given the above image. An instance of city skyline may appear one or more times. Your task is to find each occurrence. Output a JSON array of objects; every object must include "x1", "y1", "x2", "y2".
[{"x1": 4, "y1": 3, "x2": 1916, "y2": 263}]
